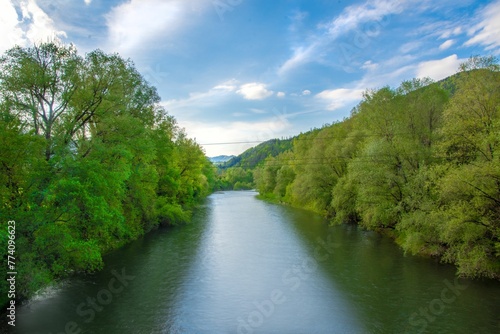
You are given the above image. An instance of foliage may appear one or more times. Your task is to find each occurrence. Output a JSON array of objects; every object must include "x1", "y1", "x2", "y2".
[
  {"x1": 254, "y1": 56, "x2": 500, "y2": 279},
  {"x1": 221, "y1": 138, "x2": 293, "y2": 169},
  {"x1": 215, "y1": 138, "x2": 293, "y2": 190},
  {"x1": 0, "y1": 42, "x2": 214, "y2": 304}
]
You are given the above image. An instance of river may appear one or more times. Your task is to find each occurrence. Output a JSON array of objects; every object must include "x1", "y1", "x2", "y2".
[{"x1": 14, "y1": 191, "x2": 500, "y2": 333}]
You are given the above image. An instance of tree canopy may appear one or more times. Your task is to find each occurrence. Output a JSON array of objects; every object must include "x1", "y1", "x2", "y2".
[
  {"x1": 254, "y1": 56, "x2": 500, "y2": 279},
  {"x1": 0, "y1": 42, "x2": 215, "y2": 305}
]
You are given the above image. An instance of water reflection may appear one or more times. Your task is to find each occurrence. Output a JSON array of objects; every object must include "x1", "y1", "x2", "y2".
[
  {"x1": 170, "y1": 191, "x2": 364, "y2": 333},
  {"x1": 13, "y1": 191, "x2": 500, "y2": 334}
]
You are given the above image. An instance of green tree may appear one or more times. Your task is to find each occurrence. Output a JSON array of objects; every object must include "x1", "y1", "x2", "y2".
[
  {"x1": 0, "y1": 42, "x2": 215, "y2": 305},
  {"x1": 433, "y1": 57, "x2": 500, "y2": 278}
]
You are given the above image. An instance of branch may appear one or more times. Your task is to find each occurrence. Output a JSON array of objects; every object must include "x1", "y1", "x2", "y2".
[{"x1": 462, "y1": 180, "x2": 500, "y2": 206}]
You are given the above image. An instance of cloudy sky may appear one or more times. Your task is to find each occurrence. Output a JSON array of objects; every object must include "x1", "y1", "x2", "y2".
[{"x1": 1, "y1": 0, "x2": 499, "y2": 156}]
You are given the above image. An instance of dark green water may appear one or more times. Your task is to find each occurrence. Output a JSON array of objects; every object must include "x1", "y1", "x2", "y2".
[{"x1": 14, "y1": 191, "x2": 500, "y2": 333}]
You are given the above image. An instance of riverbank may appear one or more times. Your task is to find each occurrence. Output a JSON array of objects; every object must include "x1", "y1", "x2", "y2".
[
  {"x1": 256, "y1": 191, "x2": 499, "y2": 281},
  {"x1": 9, "y1": 191, "x2": 500, "y2": 333},
  {"x1": 252, "y1": 65, "x2": 500, "y2": 280},
  {"x1": 0, "y1": 197, "x2": 211, "y2": 319},
  {"x1": 0, "y1": 42, "x2": 218, "y2": 314}
]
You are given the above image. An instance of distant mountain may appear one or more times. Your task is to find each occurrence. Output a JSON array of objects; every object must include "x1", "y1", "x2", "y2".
[{"x1": 209, "y1": 155, "x2": 236, "y2": 164}]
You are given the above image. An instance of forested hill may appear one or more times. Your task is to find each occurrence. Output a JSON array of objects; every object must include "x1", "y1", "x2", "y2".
[
  {"x1": 0, "y1": 43, "x2": 217, "y2": 306},
  {"x1": 254, "y1": 57, "x2": 500, "y2": 279},
  {"x1": 221, "y1": 138, "x2": 293, "y2": 169}
]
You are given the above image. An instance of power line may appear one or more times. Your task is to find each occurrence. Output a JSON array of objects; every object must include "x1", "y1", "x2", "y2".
[
  {"x1": 202, "y1": 140, "x2": 266, "y2": 146},
  {"x1": 222, "y1": 157, "x2": 453, "y2": 169},
  {"x1": 218, "y1": 150, "x2": 472, "y2": 168},
  {"x1": 200, "y1": 131, "x2": 438, "y2": 146}
]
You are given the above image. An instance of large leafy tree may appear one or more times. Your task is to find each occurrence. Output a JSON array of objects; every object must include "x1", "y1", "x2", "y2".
[
  {"x1": 254, "y1": 56, "x2": 499, "y2": 278},
  {"x1": 435, "y1": 57, "x2": 499, "y2": 277},
  {"x1": 0, "y1": 43, "x2": 213, "y2": 304}
]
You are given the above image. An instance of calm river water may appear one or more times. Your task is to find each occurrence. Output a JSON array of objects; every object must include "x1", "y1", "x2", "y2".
[{"x1": 14, "y1": 191, "x2": 500, "y2": 333}]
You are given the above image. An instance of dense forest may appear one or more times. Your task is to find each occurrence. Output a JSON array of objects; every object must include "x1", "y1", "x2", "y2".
[
  {"x1": 216, "y1": 139, "x2": 293, "y2": 190},
  {"x1": 253, "y1": 57, "x2": 500, "y2": 279},
  {"x1": 0, "y1": 43, "x2": 216, "y2": 307},
  {"x1": 221, "y1": 139, "x2": 293, "y2": 169}
]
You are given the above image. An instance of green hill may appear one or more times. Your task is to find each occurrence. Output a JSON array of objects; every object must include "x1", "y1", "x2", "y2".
[
  {"x1": 252, "y1": 58, "x2": 500, "y2": 279},
  {"x1": 220, "y1": 138, "x2": 293, "y2": 169}
]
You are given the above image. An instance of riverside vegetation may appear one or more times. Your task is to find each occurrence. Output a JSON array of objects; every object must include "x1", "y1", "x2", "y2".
[
  {"x1": 226, "y1": 56, "x2": 500, "y2": 280},
  {"x1": 1, "y1": 44, "x2": 498, "y2": 312},
  {"x1": 0, "y1": 43, "x2": 217, "y2": 307}
]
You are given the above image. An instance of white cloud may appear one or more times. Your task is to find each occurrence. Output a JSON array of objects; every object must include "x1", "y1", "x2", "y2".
[
  {"x1": 439, "y1": 27, "x2": 462, "y2": 39},
  {"x1": 21, "y1": 0, "x2": 67, "y2": 42},
  {"x1": 0, "y1": 0, "x2": 66, "y2": 54},
  {"x1": 236, "y1": 83, "x2": 274, "y2": 100},
  {"x1": 361, "y1": 60, "x2": 378, "y2": 71},
  {"x1": 312, "y1": 54, "x2": 420, "y2": 113},
  {"x1": 302, "y1": 90, "x2": 311, "y2": 96},
  {"x1": 249, "y1": 108, "x2": 267, "y2": 114},
  {"x1": 105, "y1": 0, "x2": 207, "y2": 57},
  {"x1": 416, "y1": 54, "x2": 462, "y2": 81},
  {"x1": 213, "y1": 79, "x2": 239, "y2": 92},
  {"x1": 323, "y1": 0, "x2": 406, "y2": 39},
  {"x1": 84, "y1": 0, "x2": 92, "y2": 5},
  {"x1": 439, "y1": 39, "x2": 455, "y2": 50},
  {"x1": 0, "y1": 0, "x2": 25, "y2": 53},
  {"x1": 315, "y1": 88, "x2": 364, "y2": 111},
  {"x1": 399, "y1": 41, "x2": 423, "y2": 54},
  {"x1": 180, "y1": 118, "x2": 293, "y2": 156},
  {"x1": 277, "y1": 92, "x2": 286, "y2": 98},
  {"x1": 162, "y1": 80, "x2": 237, "y2": 111},
  {"x1": 279, "y1": 0, "x2": 418, "y2": 74},
  {"x1": 355, "y1": 54, "x2": 417, "y2": 89},
  {"x1": 465, "y1": 0, "x2": 500, "y2": 52},
  {"x1": 279, "y1": 44, "x2": 317, "y2": 75}
]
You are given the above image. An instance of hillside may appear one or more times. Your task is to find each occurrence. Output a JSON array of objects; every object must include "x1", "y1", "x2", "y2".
[
  {"x1": 220, "y1": 138, "x2": 293, "y2": 169},
  {"x1": 252, "y1": 59, "x2": 500, "y2": 279}
]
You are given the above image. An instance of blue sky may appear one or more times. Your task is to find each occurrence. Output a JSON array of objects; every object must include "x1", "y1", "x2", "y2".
[{"x1": 1, "y1": 0, "x2": 499, "y2": 156}]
